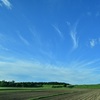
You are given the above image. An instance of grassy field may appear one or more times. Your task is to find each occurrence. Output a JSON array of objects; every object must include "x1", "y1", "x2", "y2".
[
  {"x1": 0, "y1": 85, "x2": 100, "y2": 100},
  {"x1": 74, "y1": 84, "x2": 100, "y2": 89}
]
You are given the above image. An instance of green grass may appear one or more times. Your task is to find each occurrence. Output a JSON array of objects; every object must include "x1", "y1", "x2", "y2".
[
  {"x1": 74, "y1": 84, "x2": 100, "y2": 89},
  {"x1": 0, "y1": 84, "x2": 100, "y2": 92},
  {"x1": 42, "y1": 84, "x2": 52, "y2": 88},
  {"x1": 0, "y1": 86, "x2": 74, "y2": 93},
  {"x1": 0, "y1": 87, "x2": 45, "y2": 92}
]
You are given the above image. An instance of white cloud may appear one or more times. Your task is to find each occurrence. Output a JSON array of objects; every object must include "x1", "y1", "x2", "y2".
[
  {"x1": 70, "y1": 30, "x2": 78, "y2": 49},
  {"x1": 90, "y1": 40, "x2": 95, "y2": 47},
  {"x1": 52, "y1": 25, "x2": 64, "y2": 39},
  {"x1": 80, "y1": 59, "x2": 100, "y2": 68},
  {"x1": 68, "y1": 21, "x2": 79, "y2": 49},
  {"x1": 90, "y1": 39, "x2": 97, "y2": 48},
  {"x1": 89, "y1": 38, "x2": 100, "y2": 48},
  {"x1": 18, "y1": 34, "x2": 30, "y2": 46},
  {"x1": 1, "y1": 0, "x2": 12, "y2": 9},
  {"x1": 0, "y1": 56, "x2": 100, "y2": 84}
]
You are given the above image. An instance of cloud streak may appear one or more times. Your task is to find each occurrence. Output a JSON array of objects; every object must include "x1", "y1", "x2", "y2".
[
  {"x1": 52, "y1": 25, "x2": 64, "y2": 39},
  {"x1": 1, "y1": 0, "x2": 12, "y2": 9},
  {"x1": 0, "y1": 56, "x2": 100, "y2": 84},
  {"x1": 70, "y1": 30, "x2": 78, "y2": 49},
  {"x1": 90, "y1": 39, "x2": 97, "y2": 48},
  {"x1": 18, "y1": 34, "x2": 30, "y2": 46},
  {"x1": 89, "y1": 38, "x2": 100, "y2": 48},
  {"x1": 67, "y1": 21, "x2": 79, "y2": 49}
]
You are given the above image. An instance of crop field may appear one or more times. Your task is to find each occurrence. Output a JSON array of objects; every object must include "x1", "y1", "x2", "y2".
[{"x1": 0, "y1": 88, "x2": 100, "y2": 100}]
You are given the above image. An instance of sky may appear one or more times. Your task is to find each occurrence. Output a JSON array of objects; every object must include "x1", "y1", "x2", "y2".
[{"x1": 0, "y1": 0, "x2": 100, "y2": 84}]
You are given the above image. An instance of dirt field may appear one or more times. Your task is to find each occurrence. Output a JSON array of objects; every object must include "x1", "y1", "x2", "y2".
[
  {"x1": 0, "y1": 89, "x2": 100, "y2": 100},
  {"x1": 42, "y1": 89, "x2": 100, "y2": 100}
]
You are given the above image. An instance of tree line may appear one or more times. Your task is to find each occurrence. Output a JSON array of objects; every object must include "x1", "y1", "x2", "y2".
[{"x1": 0, "y1": 80, "x2": 70, "y2": 87}]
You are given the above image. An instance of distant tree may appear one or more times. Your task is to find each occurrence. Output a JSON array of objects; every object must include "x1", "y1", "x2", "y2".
[
  {"x1": 0, "y1": 80, "x2": 69, "y2": 88},
  {"x1": 0, "y1": 80, "x2": 7, "y2": 87},
  {"x1": 63, "y1": 84, "x2": 67, "y2": 87},
  {"x1": 8, "y1": 80, "x2": 15, "y2": 87}
]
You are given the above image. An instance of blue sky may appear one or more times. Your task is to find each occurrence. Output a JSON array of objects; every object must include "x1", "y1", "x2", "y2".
[{"x1": 0, "y1": 0, "x2": 100, "y2": 84}]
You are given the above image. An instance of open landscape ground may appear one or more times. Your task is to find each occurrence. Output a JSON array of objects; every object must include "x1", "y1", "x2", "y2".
[{"x1": 0, "y1": 88, "x2": 100, "y2": 100}]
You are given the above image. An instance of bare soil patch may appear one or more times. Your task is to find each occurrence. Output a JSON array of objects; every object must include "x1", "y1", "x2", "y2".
[{"x1": 0, "y1": 89, "x2": 100, "y2": 100}]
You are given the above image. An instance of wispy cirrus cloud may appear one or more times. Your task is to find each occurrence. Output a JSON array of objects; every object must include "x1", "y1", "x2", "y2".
[
  {"x1": 52, "y1": 25, "x2": 64, "y2": 39},
  {"x1": 90, "y1": 39, "x2": 97, "y2": 48},
  {"x1": 80, "y1": 59, "x2": 100, "y2": 68},
  {"x1": 18, "y1": 33, "x2": 30, "y2": 46},
  {"x1": 29, "y1": 27, "x2": 42, "y2": 45},
  {"x1": 1, "y1": 0, "x2": 12, "y2": 9},
  {"x1": 89, "y1": 38, "x2": 100, "y2": 48},
  {"x1": 67, "y1": 21, "x2": 79, "y2": 49},
  {"x1": 29, "y1": 27, "x2": 55, "y2": 62},
  {"x1": 70, "y1": 30, "x2": 78, "y2": 49},
  {"x1": 0, "y1": 56, "x2": 100, "y2": 84}
]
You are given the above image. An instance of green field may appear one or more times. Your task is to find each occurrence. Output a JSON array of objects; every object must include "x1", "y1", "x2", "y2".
[{"x1": 74, "y1": 84, "x2": 100, "y2": 89}]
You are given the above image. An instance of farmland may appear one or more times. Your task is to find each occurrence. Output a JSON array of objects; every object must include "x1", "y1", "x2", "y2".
[{"x1": 0, "y1": 87, "x2": 100, "y2": 100}]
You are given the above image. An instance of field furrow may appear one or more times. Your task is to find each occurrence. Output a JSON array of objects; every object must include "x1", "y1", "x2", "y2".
[{"x1": 1, "y1": 89, "x2": 100, "y2": 100}]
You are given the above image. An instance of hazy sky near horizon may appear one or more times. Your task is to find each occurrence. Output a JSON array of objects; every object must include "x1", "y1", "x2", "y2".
[{"x1": 0, "y1": 0, "x2": 100, "y2": 84}]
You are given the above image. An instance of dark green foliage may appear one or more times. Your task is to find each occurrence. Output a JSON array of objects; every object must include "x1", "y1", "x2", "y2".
[
  {"x1": 63, "y1": 84, "x2": 67, "y2": 87},
  {"x1": 41, "y1": 82, "x2": 69, "y2": 85},
  {"x1": 52, "y1": 83, "x2": 70, "y2": 88},
  {"x1": 0, "y1": 80, "x2": 69, "y2": 88},
  {"x1": 0, "y1": 80, "x2": 43, "y2": 87}
]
